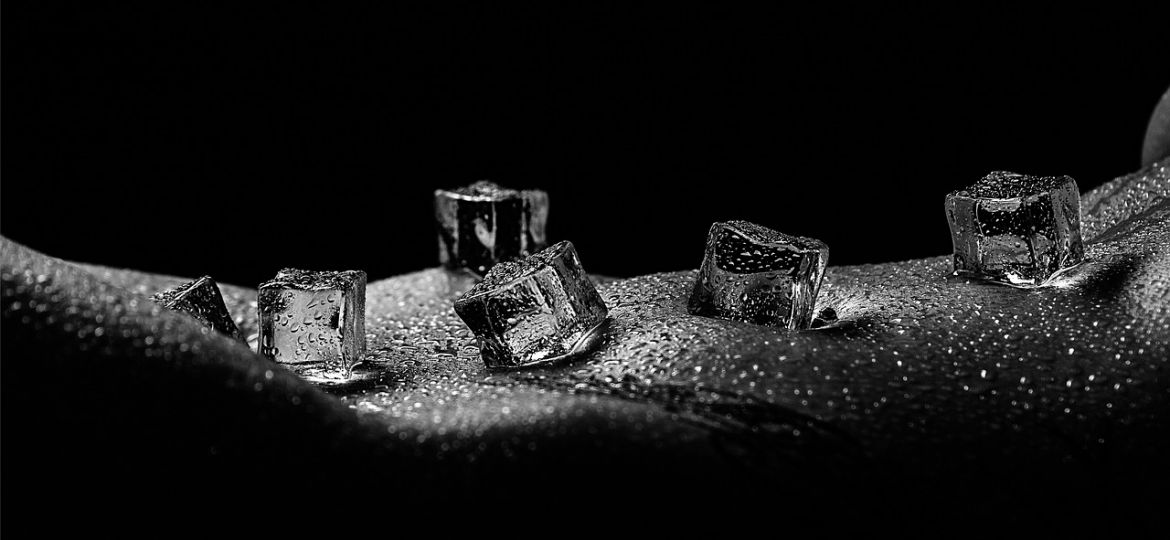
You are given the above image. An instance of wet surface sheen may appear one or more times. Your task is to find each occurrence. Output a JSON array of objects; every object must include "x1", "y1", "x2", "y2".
[{"x1": 4, "y1": 159, "x2": 1169, "y2": 515}]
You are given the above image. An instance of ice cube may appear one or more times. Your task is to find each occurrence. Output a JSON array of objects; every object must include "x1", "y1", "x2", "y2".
[
  {"x1": 453, "y1": 240, "x2": 608, "y2": 369},
  {"x1": 258, "y1": 268, "x2": 366, "y2": 370},
  {"x1": 945, "y1": 171, "x2": 1084, "y2": 286},
  {"x1": 688, "y1": 221, "x2": 829, "y2": 329},
  {"x1": 152, "y1": 275, "x2": 243, "y2": 341},
  {"x1": 434, "y1": 180, "x2": 549, "y2": 276}
]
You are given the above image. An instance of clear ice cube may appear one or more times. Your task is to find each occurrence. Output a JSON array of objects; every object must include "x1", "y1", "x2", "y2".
[
  {"x1": 152, "y1": 275, "x2": 243, "y2": 341},
  {"x1": 946, "y1": 171, "x2": 1084, "y2": 286},
  {"x1": 453, "y1": 240, "x2": 608, "y2": 369},
  {"x1": 688, "y1": 220, "x2": 829, "y2": 329},
  {"x1": 434, "y1": 180, "x2": 549, "y2": 276},
  {"x1": 258, "y1": 268, "x2": 366, "y2": 370}
]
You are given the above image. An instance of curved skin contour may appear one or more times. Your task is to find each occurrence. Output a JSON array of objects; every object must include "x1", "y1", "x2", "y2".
[
  {"x1": 1143, "y1": 87, "x2": 1170, "y2": 168},
  {"x1": 3, "y1": 159, "x2": 1170, "y2": 528}
]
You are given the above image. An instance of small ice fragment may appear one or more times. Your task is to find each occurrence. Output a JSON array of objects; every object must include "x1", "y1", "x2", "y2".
[
  {"x1": 811, "y1": 306, "x2": 839, "y2": 329},
  {"x1": 152, "y1": 275, "x2": 243, "y2": 342}
]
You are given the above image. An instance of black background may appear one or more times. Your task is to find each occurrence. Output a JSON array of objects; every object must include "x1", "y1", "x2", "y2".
[
  {"x1": 4, "y1": 5, "x2": 1170, "y2": 534},
  {"x1": 3, "y1": 4, "x2": 1167, "y2": 285}
]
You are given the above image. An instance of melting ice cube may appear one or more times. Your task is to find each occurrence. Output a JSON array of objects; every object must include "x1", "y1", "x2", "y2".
[
  {"x1": 258, "y1": 268, "x2": 366, "y2": 371},
  {"x1": 434, "y1": 180, "x2": 548, "y2": 276},
  {"x1": 688, "y1": 220, "x2": 829, "y2": 329},
  {"x1": 453, "y1": 240, "x2": 608, "y2": 369},
  {"x1": 946, "y1": 171, "x2": 1084, "y2": 287}
]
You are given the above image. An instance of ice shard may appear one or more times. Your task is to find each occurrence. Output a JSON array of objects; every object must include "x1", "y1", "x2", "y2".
[{"x1": 152, "y1": 275, "x2": 243, "y2": 341}]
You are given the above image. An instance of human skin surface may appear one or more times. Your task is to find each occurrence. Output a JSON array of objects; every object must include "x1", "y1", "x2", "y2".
[{"x1": 3, "y1": 159, "x2": 1168, "y2": 529}]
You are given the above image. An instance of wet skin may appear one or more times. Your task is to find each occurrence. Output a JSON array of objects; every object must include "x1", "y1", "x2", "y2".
[{"x1": 3, "y1": 159, "x2": 1169, "y2": 528}]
